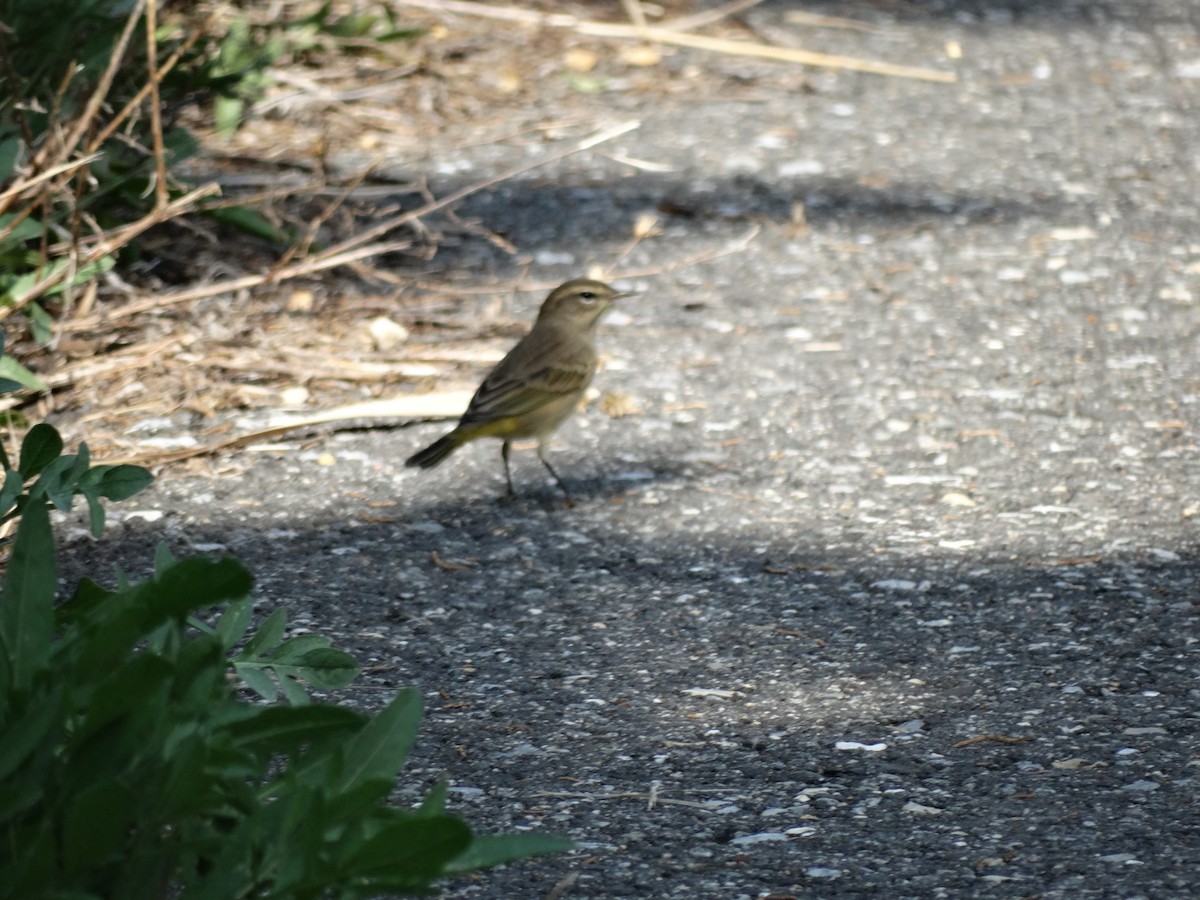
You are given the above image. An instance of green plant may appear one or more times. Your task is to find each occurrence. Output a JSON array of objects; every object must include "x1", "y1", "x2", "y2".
[
  {"x1": 0, "y1": 346, "x2": 571, "y2": 897},
  {"x1": 0, "y1": 334, "x2": 152, "y2": 538},
  {"x1": 0, "y1": 1, "x2": 426, "y2": 334},
  {"x1": 0, "y1": 2, "x2": 211, "y2": 322}
]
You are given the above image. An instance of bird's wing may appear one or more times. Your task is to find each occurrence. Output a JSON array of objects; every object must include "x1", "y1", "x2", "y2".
[{"x1": 459, "y1": 335, "x2": 594, "y2": 425}]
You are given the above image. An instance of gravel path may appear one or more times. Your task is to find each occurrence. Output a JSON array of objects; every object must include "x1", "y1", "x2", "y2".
[{"x1": 63, "y1": 2, "x2": 1198, "y2": 897}]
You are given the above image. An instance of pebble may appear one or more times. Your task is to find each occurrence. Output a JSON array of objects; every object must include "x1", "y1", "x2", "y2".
[
  {"x1": 902, "y1": 801, "x2": 943, "y2": 815},
  {"x1": 871, "y1": 579, "x2": 917, "y2": 592},
  {"x1": 835, "y1": 741, "x2": 887, "y2": 752},
  {"x1": 806, "y1": 867, "x2": 842, "y2": 879},
  {"x1": 1122, "y1": 780, "x2": 1160, "y2": 792},
  {"x1": 730, "y1": 832, "x2": 787, "y2": 846},
  {"x1": 367, "y1": 316, "x2": 409, "y2": 351}
]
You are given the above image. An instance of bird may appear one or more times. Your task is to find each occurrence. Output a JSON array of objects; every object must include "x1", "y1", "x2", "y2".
[{"x1": 405, "y1": 278, "x2": 629, "y2": 505}]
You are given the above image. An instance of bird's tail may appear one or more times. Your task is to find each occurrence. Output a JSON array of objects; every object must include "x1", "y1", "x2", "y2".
[{"x1": 405, "y1": 432, "x2": 463, "y2": 469}]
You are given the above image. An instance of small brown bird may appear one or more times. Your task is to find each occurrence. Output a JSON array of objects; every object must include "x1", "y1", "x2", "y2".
[{"x1": 405, "y1": 278, "x2": 629, "y2": 504}]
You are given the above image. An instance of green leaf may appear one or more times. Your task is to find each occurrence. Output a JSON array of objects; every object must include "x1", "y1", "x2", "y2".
[
  {"x1": 162, "y1": 126, "x2": 201, "y2": 166},
  {"x1": 0, "y1": 499, "x2": 55, "y2": 690},
  {"x1": 55, "y1": 576, "x2": 111, "y2": 628},
  {"x1": 63, "y1": 779, "x2": 135, "y2": 877},
  {"x1": 268, "y1": 633, "x2": 332, "y2": 663},
  {"x1": 157, "y1": 556, "x2": 252, "y2": 609},
  {"x1": 214, "y1": 94, "x2": 245, "y2": 136},
  {"x1": 565, "y1": 72, "x2": 605, "y2": 94},
  {"x1": 332, "y1": 687, "x2": 422, "y2": 795},
  {"x1": 0, "y1": 469, "x2": 24, "y2": 515},
  {"x1": 216, "y1": 596, "x2": 254, "y2": 648},
  {"x1": 348, "y1": 815, "x2": 472, "y2": 881},
  {"x1": 31, "y1": 455, "x2": 78, "y2": 511},
  {"x1": 0, "y1": 211, "x2": 42, "y2": 247},
  {"x1": 239, "y1": 606, "x2": 286, "y2": 658},
  {"x1": 225, "y1": 704, "x2": 365, "y2": 757},
  {"x1": 84, "y1": 491, "x2": 106, "y2": 537},
  {"x1": 78, "y1": 653, "x2": 174, "y2": 741},
  {"x1": 277, "y1": 674, "x2": 311, "y2": 706},
  {"x1": 444, "y1": 832, "x2": 574, "y2": 875},
  {"x1": 377, "y1": 27, "x2": 427, "y2": 42},
  {"x1": 17, "y1": 423, "x2": 62, "y2": 477},
  {"x1": 75, "y1": 558, "x2": 253, "y2": 679},
  {"x1": 0, "y1": 354, "x2": 48, "y2": 394},
  {"x1": 0, "y1": 685, "x2": 63, "y2": 784},
  {"x1": 68, "y1": 441, "x2": 89, "y2": 482},
  {"x1": 323, "y1": 776, "x2": 394, "y2": 826},
  {"x1": 292, "y1": 646, "x2": 358, "y2": 691},
  {"x1": 323, "y1": 12, "x2": 379, "y2": 38},
  {"x1": 79, "y1": 463, "x2": 153, "y2": 504},
  {"x1": 205, "y1": 204, "x2": 291, "y2": 243},
  {"x1": 418, "y1": 780, "x2": 448, "y2": 816},
  {"x1": 25, "y1": 301, "x2": 53, "y2": 346},
  {"x1": 153, "y1": 541, "x2": 176, "y2": 577},
  {"x1": 0, "y1": 778, "x2": 45, "y2": 828},
  {"x1": 232, "y1": 662, "x2": 278, "y2": 700}
]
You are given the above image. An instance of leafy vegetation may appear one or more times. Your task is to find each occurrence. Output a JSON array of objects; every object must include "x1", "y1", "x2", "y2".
[
  {"x1": 0, "y1": 344, "x2": 569, "y2": 895},
  {"x1": 0, "y1": 0, "x2": 422, "y2": 338}
]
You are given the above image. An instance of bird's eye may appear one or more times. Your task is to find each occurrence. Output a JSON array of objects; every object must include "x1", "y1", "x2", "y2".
[{"x1": 579, "y1": 291, "x2": 596, "y2": 300}]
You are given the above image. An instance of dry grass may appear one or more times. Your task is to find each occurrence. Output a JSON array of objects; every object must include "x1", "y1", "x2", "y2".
[{"x1": 7, "y1": 0, "x2": 954, "y2": 466}]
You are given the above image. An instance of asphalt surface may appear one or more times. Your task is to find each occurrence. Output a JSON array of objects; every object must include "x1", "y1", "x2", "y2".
[{"x1": 61, "y1": 1, "x2": 1199, "y2": 897}]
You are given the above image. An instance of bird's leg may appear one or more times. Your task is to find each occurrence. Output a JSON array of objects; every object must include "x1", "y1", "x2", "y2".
[
  {"x1": 537, "y1": 443, "x2": 575, "y2": 507},
  {"x1": 501, "y1": 440, "x2": 516, "y2": 499}
]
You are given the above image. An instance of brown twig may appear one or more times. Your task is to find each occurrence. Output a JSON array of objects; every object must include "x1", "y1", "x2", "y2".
[
  {"x1": 85, "y1": 10, "x2": 219, "y2": 155},
  {"x1": 619, "y1": 0, "x2": 649, "y2": 34},
  {"x1": 0, "y1": 155, "x2": 102, "y2": 222},
  {"x1": 664, "y1": 0, "x2": 767, "y2": 32},
  {"x1": 143, "y1": 0, "x2": 169, "y2": 209},
  {"x1": 99, "y1": 392, "x2": 476, "y2": 467},
  {"x1": 585, "y1": 24, "x2": 957, "y2": 82},
  {"x1": 399, "y1": 0, "x2": 956, "y2": 82},
  {"x1": 267, "y1": 160, "x2": 379, "y2": 278},
  {"x1": 0, "y1": 183, "x2": 221, "y2": 322},
  {"x1": 52, "y1": 0, "x2": 147, "y2": 170},
  {"x1": 952, "y1": 734, "x2": 1034, "y2": 749},
  {"x1": 68, "y1": 120, "x2": 640, "y2": 326}
]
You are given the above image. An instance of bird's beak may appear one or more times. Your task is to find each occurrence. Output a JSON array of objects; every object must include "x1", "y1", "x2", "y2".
[{"x1": 611, "y1": 288, "x2": 639, "y2": 301}]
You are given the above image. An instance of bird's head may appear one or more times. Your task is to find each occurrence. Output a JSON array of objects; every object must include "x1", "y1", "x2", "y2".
[{"x1": 537, "y1": 279, "x2": 632, "y2": 328}]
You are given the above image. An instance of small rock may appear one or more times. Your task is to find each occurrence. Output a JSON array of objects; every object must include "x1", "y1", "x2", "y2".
[
  {"x1": 619, "y1": 45, "x2": 661, "y2": 67},
  {"x1": 730, "y1": 832, "x2": 787, "y2": 846},
  {"x1": 1145, "y1": 548, "x2": 1179, "y2": 562},
  {"x1": 280, "y1": 386, "x2": 309, "y2": 406},
  {"x1": 137, "y1": 435, "x2": 198, "y2": 450},
  {"x1": 564, "y1": 48, "x2": 598, "y2": 72},
  {"x1": 1121, "y1": 780, "x2": 1160, "y2": 792},
  {"x1": 682, "y1": 688, "x2": 737, "y2": 699},
  {"x1": 902, "y1": 801, "x2": 943, "y2": 815},
  {"x1": 786, "y1": 826, "x2": 817, "y2": 837},
  {"x1": 806, "y1": 867, "x2": 842, "y2": 879},
  {"x1": 871, "y1": 579, "x2": 917, "y2": 592},
  {"x1": 287, "y1": 288, "x2": 314, "y2": 313},
  {"x1": 123, "y1": 510, "x2": 164, "y2": 523},
  {"x1": 941, "y1": 491, "x2": 977, "y2": 507},
  {"x1": 368, "y1": 316, "x2": 410, "y2": 351},
  {"x1": 1099, "y1": 853, "x2": 1141, "y2": 864},
  {"x1": 835, "y1": 741, "x2": 887, "y2": 752},
  {"x1": 1052, "y1": 758, "x2": 1089, "y2": 769}
]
